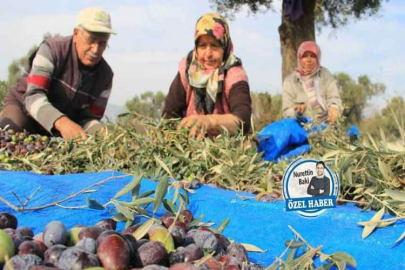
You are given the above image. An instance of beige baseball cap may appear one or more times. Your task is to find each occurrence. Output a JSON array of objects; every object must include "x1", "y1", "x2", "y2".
[{"x1": 77, "y1": 7, "x2": 116, "y2": 35}]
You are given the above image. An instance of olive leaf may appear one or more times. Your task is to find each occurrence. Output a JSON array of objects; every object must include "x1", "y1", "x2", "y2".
[
  {"x1": 216, "y1": 218, "x2": 230, "y2": 234},
  {"x1": 286, "y1": 248, "x2": 297, "y2": 263},
  {"x1": 241, "y1": 243, "x2": 266, "y2": 253},
  {"x1": 154, "y1": 155, "x2": 174, "y2": 179},
  {"x1": 138, "y1": 190, "x2": 155, "y2": 199},
  {"x1": 86, "y1": 198, "x2": 105, "y2": 210},
  {"x1": 285, "y1": 240, "x2": 305, "y2": 248},
  {"x1": 162, "y1": 199, "x2": 177, "y2": 214},
  {"x1": 133, "y1": 218, "x2": 156, "y2": 240},
  {"x1": 331, "y1": 251, "x2": 357, "y2": 267},
  {"x1": 188, "y1": 214, "x2": 204, "y2": 227},
  {"x1": 112, "y1": 174, "x2": 142, "y2": 199},
  {"x1": 384, "y1": 189, "x2": 405, "y2": 202},
  {"x1": 393, "y1": 229, "x2": 405, "y2": 245},
  {"x1": 114, "y1": 201, "x2": 134, "y2": 221},
  {"x1": 153, "y1": 177, "x2": 168, "y2": 214},
  {"x1": 122, "y1": 197, "x2": 155, "y2": 207},
  {"x1": 362, "y1": 206, "x2": 385, "y2": 239}
]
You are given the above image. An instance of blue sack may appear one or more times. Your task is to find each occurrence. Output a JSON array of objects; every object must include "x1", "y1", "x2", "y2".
[
  {"x1": 257, "y1": 118, "x2": 309, "y2": 162},
  {"x1": 347, "y1": 125, "x2": 360, "y2": 137},
  {"x1": 258, "y1": 118, "x2": 360, "y2": 162}
]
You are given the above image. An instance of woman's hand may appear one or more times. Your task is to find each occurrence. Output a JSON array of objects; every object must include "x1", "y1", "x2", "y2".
[
  {"x1": 294, "y1": 103, "x2": 307, "y2": 115},
  {"x1": 178, "y1": 115, "x2": 216, "y2": 139},
  {"x1": 327, "y1": 107, "x2": 340, "y2": 123}
]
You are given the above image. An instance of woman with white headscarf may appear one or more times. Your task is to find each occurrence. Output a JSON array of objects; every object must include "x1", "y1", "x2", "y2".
[{"x1": 282, "y1": 41, "x2": 342, "y2": 122}]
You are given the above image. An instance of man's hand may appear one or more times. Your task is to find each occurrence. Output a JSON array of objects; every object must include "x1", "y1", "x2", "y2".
[
  {"x1": 178, "y1": 115, "x2": 216, "y2": 140},
  {"x1": 54, "y1": 116, "x2": 87, "y2": 141},
  {"x1": 294, "y1": 103, "x2": 307, "y2": 115},
  {"x1": 327, "y1": 107, "x2": 340, "y2": 123}
]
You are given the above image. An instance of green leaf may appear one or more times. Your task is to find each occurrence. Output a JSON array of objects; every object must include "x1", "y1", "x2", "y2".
[
  {"x1": 82, "y1": 190, "x2": 97, "y2": 194},
  {"x1": 345, "y1": 166, "x2": 353, "y2": 185},
  {"x1": 172, "y1": 185, "x2": 179, "y2": 205},
  {"x1": 287, "y1": 249, "x2": 312, "y2": 268},
  {"x1": 335, "y1": 259, "x2": 346, "y2": 270},
  {"x1": 340, "y1": 156, "x2": 356, "y2": 172},
  {"x1": 138, "y1": 190, "x2": 155, "y2": 199},
  {"x1": 156, "y1": 130, "x2": 164, "y2": 144},
  {"x1": 316, "y1": 262, "x2": 334, "y2": 270},
  {"x1": 154, "y1": 156, "x2": 173, "y2": 178},
  {"x1": 86, "y1": 198, "x2": 105, "y2": 210},
  {"x1": 216, "y1": 218, "x2": 230, "y2": 234},
  {"x1": 179, "y1": 191, "x2": 189, "y2": 206},
  {"x1": 384, "y1": 189, "x2": 405, "y2": 202},
  {"x1": 133, "y1": 218, "x2": 155, "y2": 240},
  {"x1": 393, "y1": 229, "x2": 405, "y2": 245},
  {"x1": 129, "y1": 165, "x2": 142, "y2": 199},
  {"x1": 362, "y1": 206, "x2": 385, "y2": 239},
  {"x1": 378, "y1": 158, "x2": 391, "y2": 180},
  {"x1": 123, "y1": 197, "x2": 155, "y2": 207},
  {"x1": 241, "y1": 243, "x2": 265, "y2": 253},
  {"x1": 286, "y1": 248, "x2": 297, "y2": 263},
  {"x1": 188, "y1": 214, "x2": 204, "y2": 227},
  {"x1": 163, "y1": 199, "x2": 177, "y2": 214},
  {"x1": 285, "y1": 240, "x2": 305, "y2": 248},
  {"x1": 111, "y1": 213, "x2": 126, "y2": 222},
  {"x1": 125, "y1": 219, "x2": 132, "y2": 229},
  {"x1": 319, "y1": 252, "x2": 330, "y2": 263},
  {"x1": 357, "y1": 219, "x2": 396, "y2": 228},
  {"x1": 367, "y1": 134, "x2": 379, "y2": 151},
  {"x1": 331, "y1": 251, "x2": 357, "y2": 267},
  {"x1": 377, "y1": 220, "x2": 396, "y2": 228},
  {"x1": 113, "y1": 174, "x2": 142, "y2": 199},
  {"x1": 153, "y1": 177, "x2": 168, "y2": 213},
  {"x1": 131, "y1": 182, "x2": 141, "y2": 201},
  {"x1": 114, "y1": 201, "x2": 134, "y2": 221},
  {"x1": 322, "y1": 150, "x2": 341, "y2": 160}
]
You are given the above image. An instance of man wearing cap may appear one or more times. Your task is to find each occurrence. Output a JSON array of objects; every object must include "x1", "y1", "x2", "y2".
[{"x1": 0, "y1": 7, "x2": 116, "y2": 141}]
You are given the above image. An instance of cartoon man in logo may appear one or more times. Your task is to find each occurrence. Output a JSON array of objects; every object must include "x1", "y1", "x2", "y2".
[{"x1": 307, "y1": 161, "x2": 330, "y2": 197}]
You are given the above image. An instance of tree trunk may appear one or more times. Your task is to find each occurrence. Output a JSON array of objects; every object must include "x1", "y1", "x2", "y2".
[{"x1": 278, "y1": 0, "x2": 316, "y2": 82}]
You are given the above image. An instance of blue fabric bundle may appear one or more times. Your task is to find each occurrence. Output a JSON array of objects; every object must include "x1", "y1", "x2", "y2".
[
  {"x1": 257, "y1": 119, "x2": 359, "y2": 162},
  {"x1": 257, "y1": 118, "x2": 310, "y2": 162}
]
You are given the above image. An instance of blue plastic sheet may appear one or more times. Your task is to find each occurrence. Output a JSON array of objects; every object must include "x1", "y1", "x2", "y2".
[{"x1": 0, "y1": 171, "x2": 404, "y2": 269}]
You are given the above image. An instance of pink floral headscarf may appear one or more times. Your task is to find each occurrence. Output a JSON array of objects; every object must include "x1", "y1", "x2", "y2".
[
  {"x1": 296, "y1": 41, "x2": 321, "y2": 77},
  {"x1": 185, "y1": 13, "x2": 241, "y2": 114}
]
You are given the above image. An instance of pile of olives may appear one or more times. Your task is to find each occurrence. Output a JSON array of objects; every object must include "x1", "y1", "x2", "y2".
[
  {"x1": 0, "y1": 211, "x2": 263, "y2": 270},
  {"x1": 0, "y1": 129, "x2": 58, "y2": 163}
]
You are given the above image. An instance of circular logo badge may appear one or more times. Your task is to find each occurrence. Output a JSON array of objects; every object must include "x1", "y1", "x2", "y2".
[{"x1": 282, "y1": 158, "x2": 339, "y2": 217}]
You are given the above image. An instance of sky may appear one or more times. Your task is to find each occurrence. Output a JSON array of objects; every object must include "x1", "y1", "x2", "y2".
[{"x1": 0, "y1": 0, "x2": 404, "y2": 116}]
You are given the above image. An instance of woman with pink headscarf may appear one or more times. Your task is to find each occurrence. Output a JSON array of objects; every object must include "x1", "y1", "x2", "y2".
[{"x1": 282, "y1": 41, "x2": 342, "y2": 122}]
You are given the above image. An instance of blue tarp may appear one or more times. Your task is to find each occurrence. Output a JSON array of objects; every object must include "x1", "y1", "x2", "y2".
[{"x1": 0, "y1": 171, "x2": 404, "y2": 269}]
